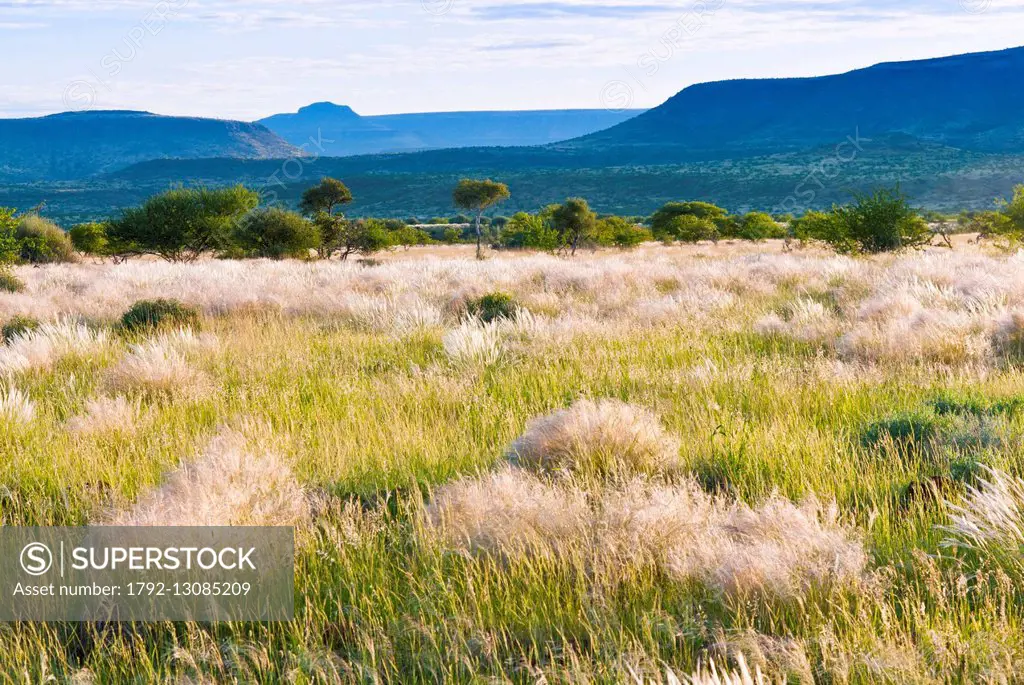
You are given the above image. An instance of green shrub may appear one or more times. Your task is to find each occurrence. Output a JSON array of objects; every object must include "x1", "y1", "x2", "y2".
[
  {"x1": 235, "y1": 208, "x2": 319, "y2": 259},
  {"x1": 499, "y1": 212, "x2": 560, "y2": 251},
  {"x1": 16, "y1": 215, "x2": 77, "y2": 264},
  {"x1": 808, "y1": 186, "x2": 931, "y2": 254},
  {"x1": 69, "y1": 222, "x2": 110, "y2": 257},
  {"x1": 650, "y1": 201, "x2": 728, "y2": 243},
  {"x1": 2, "y1": 315, "x2": 39, "y2": 342},
  {"x1": 596, "y1": 216, "x2": 652, "y2": 248},
  {"x1": 666, "y1": 215, "x2": 719, "y2": 243},
  {"x1": 467, "y1": 292, "x2": 517, "y2": 323},
  {"x1": 0, "y1": 268, "x2": 24, "y2": 293},
  {"x1": 736, "y1": 212, "x2": 784, "y2": 241},
  {"x1": 121, "y1": 299, "x2": 201, "y2": 333},
  {"x1": 108, "y1": 185, "x2": 259, "y2": 262}
]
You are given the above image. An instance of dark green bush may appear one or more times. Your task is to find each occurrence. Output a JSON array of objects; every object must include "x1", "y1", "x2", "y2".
[
  {"x1": 467, "y1": 292, "x2": 517, "y2": 323},
  {"x1": 235, "y1": 207, "x2": 319, "y2": 259},
  {"x1": 2, "y1": 314, "x2": 39, "y2": 342},
  {"x1": 121, "y1": 299, "x2": 201, "y2": 333}
]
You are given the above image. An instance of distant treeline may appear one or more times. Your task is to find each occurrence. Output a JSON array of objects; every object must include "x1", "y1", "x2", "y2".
[{"x1": 0, "y1": 178, "x2": 1021, "y2": 274}]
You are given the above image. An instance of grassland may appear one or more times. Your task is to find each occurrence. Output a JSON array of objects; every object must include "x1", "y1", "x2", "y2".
[{"x1": 2, "y1": 242, "x2": 1024, "y2": 683}]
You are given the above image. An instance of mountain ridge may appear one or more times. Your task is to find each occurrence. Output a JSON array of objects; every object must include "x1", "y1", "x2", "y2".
[
  {"x1": 256, "y1": 104, "x2": 647, "y2": 156},
  {"x1": 0, "y1": 110, "x2": 296, "y2": 182}
]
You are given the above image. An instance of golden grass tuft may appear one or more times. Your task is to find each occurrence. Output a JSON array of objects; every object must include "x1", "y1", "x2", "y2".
[
  {"x1": 65, "y1": 395, "x2": 140, "y2": 436},
  {"x1": 425, "y1": 472, "x2": 867, "y2": 599},
  {"x1": 424, "y1": 469, "x2": 590, "y2": 558},
  {"x1": 104, "y1": 338, "x2": 211, "y2": 399},
  {"x1": 508, "y1": 399, "x2": 682, "y2": 478},
  {"x1": 110, "y1": 430, "x2": 309, "y2": 527}
]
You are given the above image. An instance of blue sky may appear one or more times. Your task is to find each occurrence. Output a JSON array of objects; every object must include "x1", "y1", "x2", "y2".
[{"x1": 1, "y1": 0, "x2": 1022, "y2": 120}]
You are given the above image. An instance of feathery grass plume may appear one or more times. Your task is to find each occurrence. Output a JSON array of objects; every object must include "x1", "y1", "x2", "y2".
[
  {"x1": 992, "y1": 310, "x2": 1024, "y2": 358},
  {"x1": 943, "y1": 467, "x2": 1024, "y2": 573},
  {"x1": 110, "y1": 430, "x2": 308, "y2": 527},
  {"x1": 674, "y1": 495, "x2": 867, "y2": 599},
  {"x1": 0, "y1": 319, "x2": 109, "y2": 376},
  {"x1": 104, "y1": 338, "x2": 210, "y2": 399},
  {"x1": 599, "y1": 481, "x2": 867, "y2": 598},
  {"x1": 149, "y1": 327, "x2": 220, "y2": 354},
  {"x1": 0, "y1": 386, "x2": 35, "y2": 425},
  {"x1": 65, "y1": 395, "x2": 140, "y2": 436},
  {"x1": 755, "y1": 298, "x2": 840, "y2": 344},
  {"x1": 683, "y1": 654, "x2": 774, "y2": 685},
  {"x1": 427, "y1": 472, "x2": 866, "y2": 599},
  {"x1": 442, "y1": 320, "x2": 503, "y2": 366},
  {"x1": 424, "y1": 469, "x2": 590, "y2": 559},
  {"x1": 508, "y1": 399, "x2": 681, "y2": 478}
]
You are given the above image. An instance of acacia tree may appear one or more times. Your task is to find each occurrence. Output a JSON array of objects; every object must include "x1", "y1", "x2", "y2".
[
  {"x1": 650, "y1": 201, "x2": 729, "y2": 243},
  {"x1": 552, "y1": 197, "x2": 597, "y2": 256},
  {"x1": 107, "y1": 185, "x2": 258, "y2": 262},
  {"x1": 452, "y1": 179, "x2": 510, "y2": 259},
  {"x1": 301, "y1": 178, "x2": 354, "y2": 258}
]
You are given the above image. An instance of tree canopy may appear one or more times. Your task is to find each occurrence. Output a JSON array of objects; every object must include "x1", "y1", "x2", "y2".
[
  {"x1": 107, "y1": 185, "x2": 259, "y2": 262},
  {"x1": 300, "y1": 178, "x2": 353, "y2": 217}
]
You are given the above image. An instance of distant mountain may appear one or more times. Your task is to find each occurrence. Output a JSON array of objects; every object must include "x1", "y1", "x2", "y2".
[
  {"x1": 569, "y1": 46, "x2": 1024, "y2": 161},
  {"x1": 258, "y1": 103, "x2": 646, "y2": 156},
  {"x1": 0, "y1": 111, "x2": 296, "y2": 181}
]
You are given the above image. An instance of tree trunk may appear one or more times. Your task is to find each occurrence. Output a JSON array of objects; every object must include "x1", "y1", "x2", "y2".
[{"x1": 475, "y1": 212, "x2": 483, "y2": 259}]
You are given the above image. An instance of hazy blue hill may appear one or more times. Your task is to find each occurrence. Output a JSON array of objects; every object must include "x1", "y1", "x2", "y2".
[
  {"x1": 570, "y1": 46, "x2": 1024, "y2": 159},
  {"x1": 257, "y1": 103, "x2": 646, "y2": 156},
  {"x1": 0, "y1": 110, "x2": 296, "y2": 181}
]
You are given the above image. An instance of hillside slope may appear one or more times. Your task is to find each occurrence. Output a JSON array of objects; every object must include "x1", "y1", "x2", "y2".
[
  {"x1": 0, "y1": 111, "x2": 297, "y2": 181},
  {"x1": 570, "y1": 46, "x2": 1024, "y2": 160}
]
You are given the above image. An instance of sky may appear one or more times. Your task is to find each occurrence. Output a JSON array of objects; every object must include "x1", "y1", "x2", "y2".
[{"x1": 1, "y1": 0, "x2": 1022, "y2": 121}]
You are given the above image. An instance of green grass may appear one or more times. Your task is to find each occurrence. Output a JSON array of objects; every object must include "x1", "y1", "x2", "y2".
[{"x1": 2, "y1": 304, "x2": 1024, "y2": 682}]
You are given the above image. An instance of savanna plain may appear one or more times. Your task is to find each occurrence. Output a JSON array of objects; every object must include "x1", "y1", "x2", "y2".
[{"x1": 4, "y1": 241, "x2": 1024, "y2": 683}]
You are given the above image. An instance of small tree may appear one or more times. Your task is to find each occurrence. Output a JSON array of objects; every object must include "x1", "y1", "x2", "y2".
[
  {"x1": 980, "y1": 185, "x2": 1024, "y2": 246},
  {"x1": 595, "y1": 216, "x2": 651, "y2": 248},
  {"x1": 108, "y1": 185, "x2": 258, "y2": 262},
  {"x1": 552, "y1": 198, "x2": 597, "y2": 256},
  {"x1": 825, "y1": 186, "x2": 930, "y2": 254},
  {"x1": 499, "y1": 212, "x2": 560, "y2": 251},
  {"x1": 235, "y1": 207, "x2": 320, "y2": 259},
  {"x1": 452, "y1": 179, "x2": 510, "y2": 259},
  {"x1": 736, "y1": 212, "x2": 783, "y2": 241},
  {"x1": 664, "y1": 215, "x2": 718, "y2": 243},
  {"x1": 332, "y1": 218, "x2": 394, "y2": 261},
  {"x1": 650, "y1": 201, "x2": 728, "y2": 243},
  {"x1": 301, "y1": 178, "x2": 354, "y2": 259},
  {"x1": 300, "y1": 177, "x2": 353, "y2": 217},
  {"x1": 69, "y1": 222, "x2": 110, "y2": 259}
]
